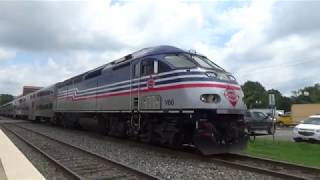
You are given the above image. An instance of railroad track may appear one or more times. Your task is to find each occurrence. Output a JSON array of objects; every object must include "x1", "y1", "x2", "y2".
[
  {"x1": 3, "y1": 121, "x2": 320, "y2": 180},
  {"x1": 2, "y1": 124, "x2": 159, "y2": 180},
  {"x1": 210, "y1": 153, "x2": 320, "y2": 180}
]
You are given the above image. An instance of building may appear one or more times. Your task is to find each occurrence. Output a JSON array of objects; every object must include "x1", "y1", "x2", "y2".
[
  {"x1": 291, "y1": 104, "x2": 320, "y2": 123},
  {"x1": 15, "y1": 86, "x2": 42, "y2": 98}
]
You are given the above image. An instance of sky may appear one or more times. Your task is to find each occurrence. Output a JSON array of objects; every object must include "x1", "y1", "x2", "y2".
[{"x1": 0, "y1": 0, "x2": 319, "y2": 96}]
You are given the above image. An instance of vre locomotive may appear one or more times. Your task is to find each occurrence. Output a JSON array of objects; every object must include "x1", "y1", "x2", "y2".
[{"x1": 0, "y1": 45, "x2": 248, "y2": 154}]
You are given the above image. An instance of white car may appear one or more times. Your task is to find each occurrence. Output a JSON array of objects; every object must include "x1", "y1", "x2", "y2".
[{"x1": 293, "y1": 115, "x2": 320, "y2": 142}]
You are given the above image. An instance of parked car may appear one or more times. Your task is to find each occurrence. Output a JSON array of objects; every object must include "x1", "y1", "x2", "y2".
[
  {"x1": 293, "y1": 115, "x2": 320, "y2": 142},
  {"x1": 245, "y1": 111, "x2": 275, "y2": 135},
  {"x1": 277, "y1": 112, "x2": 294, "y2": 127}
]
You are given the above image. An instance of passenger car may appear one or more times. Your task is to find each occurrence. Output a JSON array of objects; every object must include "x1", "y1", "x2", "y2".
[
  {"x1": 245, "y1": 111, "x2": 275, "y2": 135},
  {"x1": 293, "y1": 115, "x2": 320, "y2": 142}
]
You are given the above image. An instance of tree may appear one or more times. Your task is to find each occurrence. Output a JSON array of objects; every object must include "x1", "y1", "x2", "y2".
[
  {"x1": 0, "y1": 94, "x2": 14, "y2": 105},
  {"x1": 267, "y1": 89, "x2": 282, "y2": 106},
  {"x1": 241, "y1": 81, "x2": 268, "y2": 109},
  {"x1": 291, "y1": 84, "x2": 320, "y2": 104},
  {"x1": 278, "y1": 96, "x2": 292, "y2": 112},
  {"x1": 241, "y1": 82, "x2": 292, "y2": 111},
  {"x1": 267, "y1": 89, "x2": 290, "y2": 111}
]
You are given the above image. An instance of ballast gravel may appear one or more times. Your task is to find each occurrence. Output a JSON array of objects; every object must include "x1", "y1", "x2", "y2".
[
  {"x1": 0, "y1": 125, "x2": 76, "y2": 180},
  {"x1": 19, "y1": 123, "x2": 280, "y2": 180}
]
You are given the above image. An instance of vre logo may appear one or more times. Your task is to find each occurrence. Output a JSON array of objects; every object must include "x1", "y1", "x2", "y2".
[
  {"x1": 224, "y1": 87, "x2": 239, "y2": 107},
  {"x1": 147, "y1": 75, "x2": 155, "y2": 89}
]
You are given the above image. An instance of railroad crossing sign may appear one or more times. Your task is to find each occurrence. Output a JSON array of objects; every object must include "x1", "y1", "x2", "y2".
[{"x1": 269, "y1": 94, "x2": 275, "y2": 106}]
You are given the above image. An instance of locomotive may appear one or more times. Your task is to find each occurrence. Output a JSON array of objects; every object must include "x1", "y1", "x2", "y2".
[{"x1": 0, "y1": 45, "x2": 248, "y2": 154}]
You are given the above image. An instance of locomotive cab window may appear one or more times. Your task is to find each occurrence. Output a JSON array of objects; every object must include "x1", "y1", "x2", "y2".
[
  {"x1": 189, "y1": 54, "x2": 224, "y2": 71},
  {"x1": 164, "y1": 54, "x2": 196, "y2": 68},
  {"x1": 141, "y1": 60, "x2": 154, "y2": 76},
  {"x1": 133, "y1": 63, "x2": 140, "y2": 78},
  {"x1": 141, "y1": 59, "x2": 165, "y2": 76},
  {"x1": 158, "y1": 61, "x2": 171, "y2": 73}
]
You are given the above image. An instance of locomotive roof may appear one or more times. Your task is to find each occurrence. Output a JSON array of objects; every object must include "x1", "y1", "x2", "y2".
[
  {"x1": 110, "y1": 45, "x2": 185, "y2": 65},
  {"x1": 58, "y1": 45, "x2": 188, "y2": 86},
  {"x1": 130, "y1": 45, "x2": 185, "y2": 58}
]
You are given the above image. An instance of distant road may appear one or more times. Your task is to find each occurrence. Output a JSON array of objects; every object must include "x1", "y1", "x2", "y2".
[{"x1": 256, "y1": 127, "x2": 294, "y2": 141}]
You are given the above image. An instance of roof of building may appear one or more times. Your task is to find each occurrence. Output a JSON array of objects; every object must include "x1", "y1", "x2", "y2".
[{"x1": 23, "y1": 86, "x2": 43, "y2": 89}]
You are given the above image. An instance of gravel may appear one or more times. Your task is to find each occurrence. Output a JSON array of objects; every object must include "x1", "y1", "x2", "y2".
[
  {"x1": 0, "y1": 124, "x2": 76, "y2": 180},
  {"x1": 18, "y1": 123, "x2": 279, "y2": 180}
]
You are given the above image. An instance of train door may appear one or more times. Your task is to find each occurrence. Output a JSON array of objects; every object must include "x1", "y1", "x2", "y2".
[
  {"x1": 82, "y1": 68, "x2": 102, "y2": 111},
  {"x1": 131, "y1": 60, "x2": 140, "y2": 112},
  {"x1": 141, "y1": 58, "x2": 161, "y2": 110},
  {"x1": 82, "y1": 77, "x2": 98, "y2": 111},
  {"x1": 53, "y1": 86, "x2": 58, "y2": 112},
  {"x1": 130, "y1": 58, "x2": 161, "y2": 111},
  {"x1": 31, "y1": 100, "x2": 35, "y2": 120}
]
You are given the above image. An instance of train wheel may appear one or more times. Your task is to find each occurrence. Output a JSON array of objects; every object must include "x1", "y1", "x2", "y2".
[
  {"x1": 171, "y1": 132, "x2": 184, "y2": 146},
  {"x1": 34, "y1": 117, "x2": 41, "y2": 123},
  {"x1": 61, "y1": 118, "x2": 68, "y2": 128},
  {"x1": 109, "y1": 117, "x2": 127, "y2": 137},
  {"x1": 139, "y1": 121, "x2": 153, "y2": 143},
  {"x1": 50, "y1": 115, "x2": 60, "y2": 126},
  {"x1": 61, "y1": 113, "x2": 73, "y2": 128},
  {"x1": 97, "y1": 117, "x2": 109, "y2": 135}
]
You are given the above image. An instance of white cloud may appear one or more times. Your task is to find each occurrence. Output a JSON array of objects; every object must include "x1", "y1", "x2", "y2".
[
  {"x1": 0, "y1": 48, "x2": 16, "y2": 61},
  {"x1": 0, "y1": 0, "x2": 211, "y2": 52},
  {"x1": 0, "y1": 0, "x2": 214, "y2": 95},
  {"x1": 212, "y1": 0, "x2": 320, "y2": 95},
  {"x1": 0, "y1": 0, "x2": 320, "y2": 96}
]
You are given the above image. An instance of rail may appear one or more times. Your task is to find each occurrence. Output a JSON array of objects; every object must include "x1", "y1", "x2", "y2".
[
  {"x1": 2, "y1": 124, "x2": 159, "y2": 180},
  {"x1": 210, "y1": 153, "x2": 320, "y2": 180}
]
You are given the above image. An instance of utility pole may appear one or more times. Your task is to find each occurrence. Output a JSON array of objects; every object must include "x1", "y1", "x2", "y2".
[{"x1": 269, "y1": 94, "x2": 276, "y2": 142}]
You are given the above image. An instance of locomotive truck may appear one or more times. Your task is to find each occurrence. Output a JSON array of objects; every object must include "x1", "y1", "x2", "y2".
[{"x1": 0, "y1": 45, "x2": 248, "y2": 154}]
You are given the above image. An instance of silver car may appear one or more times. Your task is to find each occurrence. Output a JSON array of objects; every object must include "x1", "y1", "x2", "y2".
[{"x1": 245, "y1": 111, "x2": 275, "y2": 135}]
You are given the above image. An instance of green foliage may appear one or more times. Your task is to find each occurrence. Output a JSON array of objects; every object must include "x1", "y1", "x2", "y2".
[
  {"x1": 278, "y1": 96, "x2": 292, "y2": 112},
  {"x1": 267, "y1": 89, "x2": 292, "y2": 112},
  {"x1": 241, "y1": 81, "x2": 320, "y2": 112},
  {"x1": 291, "y1": 83, "x2": 320, "y2": 104},
  {"x1": 241, "y1": 81, "x2": 269, "y2": 109},
  {"x1": 244, "y1": 139, "x2": 320, "y2": 167},
  {"x1": 0, "y1": 94, "x2": 14, "y2": 105}
]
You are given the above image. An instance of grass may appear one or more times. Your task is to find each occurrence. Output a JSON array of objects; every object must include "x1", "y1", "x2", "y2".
[{"x1": 243, "y1": 139, "x2": 320, "y2": 167}]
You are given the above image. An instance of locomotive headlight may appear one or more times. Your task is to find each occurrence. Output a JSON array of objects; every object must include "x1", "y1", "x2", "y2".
[
  {"x1": 206, "y1": 72, "x2": 217, "y2": 78},
  {"x1": 200, "y1": 94, "x2": 220, "y2": 103}
]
